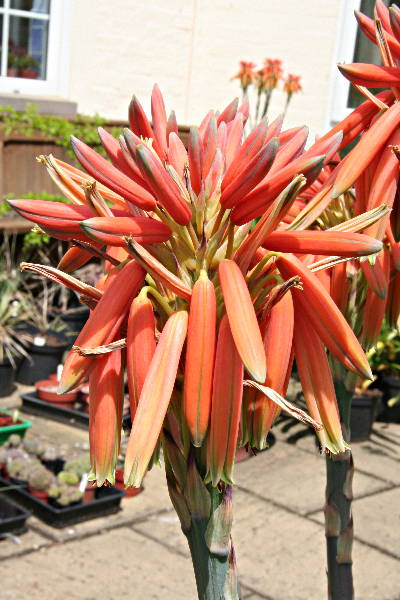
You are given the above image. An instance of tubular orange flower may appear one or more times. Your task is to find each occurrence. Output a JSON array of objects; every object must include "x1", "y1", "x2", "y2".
[
  {"x1": 124, "y1": 310, "x2": 188, "y2": 487},
  {"x1": 262, "y1": 230, "x2": 382, "y2": 257},
  {"x1": 59, "y1": 260, "x2": 145, "y2": 392},
  {"x1": 135, "y1": 144, "x2": 192, "y2": 225},
  {"x1": 126, "y1": 293, "x2": 156, "y2": 420},
  {"x1": 332, "y1": 102, "x2": 400, "y2": 198},
  {"x1": 218, "y1": 259, "x2": 266, "y2": 382},
  {"x1": 71, "y1": 135, "x2": 156, "y2": 210},
  {"x1": 338, "y1": 63, "x2": 400, "y2": 87},
  {"x1": 207, "y1": 315, "x2": 243, "y2": 486},
  {"x1": 248, "y1": 291, "x2": 294, "y2": 449},
  {"x1": 81, "y1": 216, "x2": 171, "y2": 246},
  {"x1": 276, "y1": 253, "x2": 372, "y2": 379},
  {"x1": 293, "y1": 310, "x2": 348, "y2": 455},
  {"x1": 88, "y1": 349, "x2": 124, "y2": 486},
  {"x1": 184, "y1": 271, "x2": 217, "y2": 447}
]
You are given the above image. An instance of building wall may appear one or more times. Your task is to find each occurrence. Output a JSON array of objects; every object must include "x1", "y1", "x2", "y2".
[{"x1": 68, "y1": 0, "x2": 343, "y2": 137}]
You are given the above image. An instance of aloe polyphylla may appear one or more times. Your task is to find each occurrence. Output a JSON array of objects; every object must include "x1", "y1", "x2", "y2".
[{"x1": 9, "y1": 83, "x2": 381, "y2": 600}]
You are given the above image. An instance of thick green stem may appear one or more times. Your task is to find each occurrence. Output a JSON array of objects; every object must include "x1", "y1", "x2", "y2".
[
  {"x1": 185, "y1": 515, "x2": 239, "y2": 600},
  {"x1": 164, "y1": 440, "x2": 240, "y2": 600},
  {"x1": 325, "y1": 378, "x2": 354, "y2": 600}
]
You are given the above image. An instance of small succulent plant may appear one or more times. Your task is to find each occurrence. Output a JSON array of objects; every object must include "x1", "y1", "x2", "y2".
[
  {"x1": 7, "y1": 457, "x2": 38, "y2": 481},
  {"x1": 0, "y1": 447, "x2": 8, "y2": 465},
  {"x1": 49, "y1": 483, "x2": 83, "y2": 506},
  {"x1": 56, "y1": 487, "x2": 83, "y2": 506},
  {"x1": 23, "y1": 438, "x2": 45, "y2": 457},
  {"x1": 28, "y1": 466, "x2": 54, "y2": 491},
  {"x1": 41, "y1": 445, "x2": 58, "y2": 462},
  {"x1": 57, "y1": 470, "x2": 79, "y2": 486},
  {"x1": 64, "y1": 454, "x2": 91, "y2": 478},
  {"x1": 7, "y1": 434, "x2": 22, "y2": 448}
]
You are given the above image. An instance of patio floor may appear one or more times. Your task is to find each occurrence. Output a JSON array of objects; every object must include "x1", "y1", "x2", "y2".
[{"x1": 0, "y1": 385, "x2": 399, "y2": 600}]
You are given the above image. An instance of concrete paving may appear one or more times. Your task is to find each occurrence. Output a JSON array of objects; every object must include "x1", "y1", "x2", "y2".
[{"x1": 0, "y1": 386, "x2": 399, "y2": 599}]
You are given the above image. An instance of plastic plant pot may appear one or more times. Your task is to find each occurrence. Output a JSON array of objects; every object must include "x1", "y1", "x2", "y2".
[
  {"x1": 0, "y1": 360, "x2": 16, "y2": 397},
  {"x1": 16, "y1": 333, "x2": 68, "y2": 385},
  {"x1": 35, "y1": 380, "x2": 78, "y2": 409},
  {"x1": 0, "y1": 410, "x2": 32, "y2": 446},
  {"x1": 82, "y1": 483, "x2": 96, "y2": 504},
  {"x1": 28, "y1": 487, "x2": 48, "y2": 503},
  {"x1": 115, "y1": 469, "x2": 143, "y2": 498}
]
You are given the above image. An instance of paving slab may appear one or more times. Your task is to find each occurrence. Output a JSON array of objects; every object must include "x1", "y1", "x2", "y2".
[
  {"x1": 234, "y1": 442, "x2": 391, "y2": 516},
  {"x1": 0, "y1": 527, "x2": 197, "y2": 600},
  {"x1": 29, "y1": 462, "x2": 172, "y2": 543},
  {"x1": 0, "y1": 383, "x2": 32, "y2": 411},
  {"x1": 312, "y1": 486, "x2": 400, "y2": 560},
  {"x1": 134, "y1": 486, "x2": 400, "y2": 599},
  {"x1": 0, "y1": 525, "x2": 49, "y2": 560},
  {"x1": 351, "y1": 438, "x2": 400, "y2": 485}
]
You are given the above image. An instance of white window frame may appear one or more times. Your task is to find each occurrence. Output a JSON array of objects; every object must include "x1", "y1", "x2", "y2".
[
  {"x1": 328, "y1": 0, "x2": 363, "y2": 125},
  {"x1": 0, "y1": 0, "x2": 71, "y2": 96}
]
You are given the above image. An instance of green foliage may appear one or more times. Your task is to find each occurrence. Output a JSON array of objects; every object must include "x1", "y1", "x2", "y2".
[
  {"x1": 0, "y1": 104, "x2": 121, "y2": 159},
  {"x1": 367, "y1": 321, "x2": 400, "y2": 377}
]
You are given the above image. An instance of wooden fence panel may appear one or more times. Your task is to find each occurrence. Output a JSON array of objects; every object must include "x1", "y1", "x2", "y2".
[{"x1": 2, "y1": 140, "x2": 70, "y2": 197}]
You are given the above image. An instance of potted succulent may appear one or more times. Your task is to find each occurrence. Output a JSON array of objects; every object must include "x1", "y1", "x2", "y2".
[
  {"x1": 16, "y1": 283, "x2": 69, "y2": 385},
  {"x1": 0, "y1": 279, "x2": 33, "y2": 396},
  {"x1": 7, "y1": 52, "x2": 18, "y2": 77},
  {"x1": 7, "y1": 456, "x2": 39, "y2": 486},
  {"x1": 17, "y1": 54, "x2": 39, "y2": 79},
  {"x1": 27, "y1": 465, "x2": 54, "y2": 503},
  {"x1": 368, "y1": 324, "x2": 400, "y2": 423},
  {"x1": 63, "y1": 455, "x2": 95, "y2": 503},
  {"x1": 48, "y1": 470, "x2": 84, "y2": 507}
]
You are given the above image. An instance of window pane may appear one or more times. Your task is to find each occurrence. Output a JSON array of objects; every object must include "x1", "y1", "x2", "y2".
[
  {"x1": 8, "y1": 14, "x2": 48, "y2": 79},
  {"x1": 348, "y1": 0, "x2": 395, "y2": 108},
  {"x1": 10, "y1": 0, "x2": 50, "y2": 14}
]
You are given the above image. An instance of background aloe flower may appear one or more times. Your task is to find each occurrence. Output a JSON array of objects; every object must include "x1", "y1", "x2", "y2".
[{"x1": 9, "y1": 82, "x2": 382, "y2": 600}]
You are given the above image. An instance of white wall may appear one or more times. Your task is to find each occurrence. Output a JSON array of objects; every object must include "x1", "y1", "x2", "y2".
[{"x1": 68, "y1": 0, "x2": 343, "y2": 138}]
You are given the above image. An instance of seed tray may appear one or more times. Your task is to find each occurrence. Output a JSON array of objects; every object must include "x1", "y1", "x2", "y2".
[
  {"x1": 21, "y1": 392, "x2": 131, "y2": 431},
  {"x1": 0, "y1": 477, "x2": 124, "y2": 528},
  {"x1": 0, "y1": 495, "x2": 30, "y2": 537}
]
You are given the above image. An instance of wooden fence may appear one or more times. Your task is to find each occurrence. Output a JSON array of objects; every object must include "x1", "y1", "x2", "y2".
[{"x1": 0, "y1": 122, "x2": 190, "y2": 230}]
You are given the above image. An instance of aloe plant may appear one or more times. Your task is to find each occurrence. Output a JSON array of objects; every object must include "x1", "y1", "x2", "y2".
[{"x1": 8, "y1": 84, "x2": 383, "y2": 599}]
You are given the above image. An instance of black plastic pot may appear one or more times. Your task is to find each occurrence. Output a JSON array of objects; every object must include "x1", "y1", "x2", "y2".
[
  {"x1": 16, "y1": 333, "x2": 68, "y2": 385},
  {"x1": 377, "y1": 375, "x2": 400, "y2": 423},
  {"x1": 350, "y1": 390, "x2": 382, "y2": 442},
  {"x1": 0, "y1": 360, "x2": 16, "y2": 397},
  {"x1": 61, "y1": 308, "x2": 90, "y2": 349},
  {"x1": 0, "y1": 495, "x2": 30, "y2": 537},
  {"x1": 0, "y1": 476, "x2": 123, "y2": 528}
]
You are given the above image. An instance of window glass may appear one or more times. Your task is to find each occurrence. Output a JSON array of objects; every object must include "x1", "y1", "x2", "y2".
[
  {"x1": 10, "y1": 0, "x2": 49, "y2": 13},
  {"x1": 8, "y1": 14, "x2": 49, "y2": 79}
]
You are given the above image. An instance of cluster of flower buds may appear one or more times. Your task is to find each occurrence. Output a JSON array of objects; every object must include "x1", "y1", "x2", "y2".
[{"x1": 9, "y1": 81, "x2": 383, "y2": 489}]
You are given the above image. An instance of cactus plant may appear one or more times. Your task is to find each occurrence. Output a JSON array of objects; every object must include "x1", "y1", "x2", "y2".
[
  {"x1": 27, "y1": 466, "x2": 54, "y2": 491},
  {"x1": 23, "y1": 438, "x2": 45, "y2": 457},
  {"x1": 57, "y1": 470, "x2": 79, "y2": 486},
  {"x1": 7, "y1": 434, "x2": 22, "y2": 448},
  {"x1": 56, "y1": 487, "x2": 83, "y2": 506},
  {"x1": 8, "y1": 457, "x2": 39, "y2": 481},
  {"x1": 64, "y1": 455, "x2": 91, "y2": 479}
]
